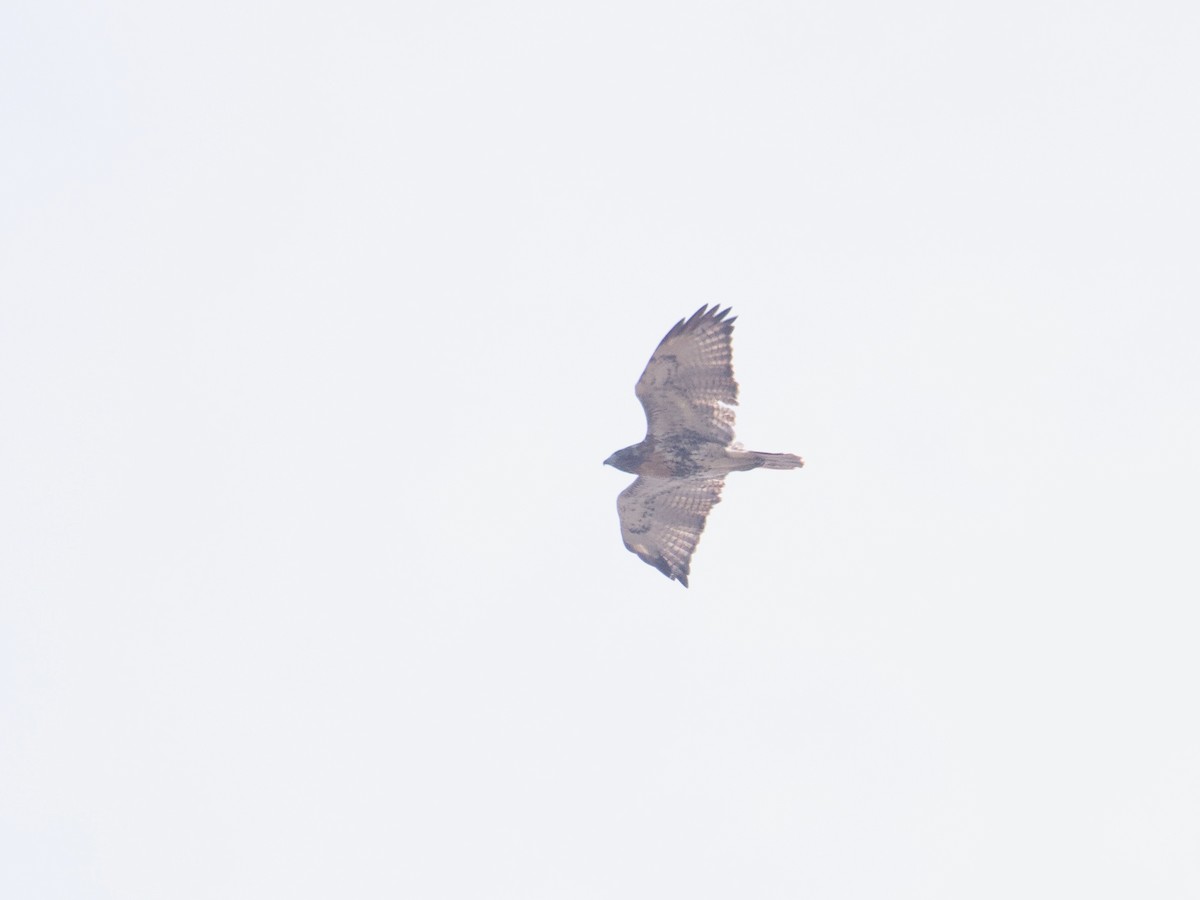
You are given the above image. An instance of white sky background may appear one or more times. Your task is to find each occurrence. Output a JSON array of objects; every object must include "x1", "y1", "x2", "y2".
[{"x1": 2, "y1": 1, "x2": 1198, "y2": 896}]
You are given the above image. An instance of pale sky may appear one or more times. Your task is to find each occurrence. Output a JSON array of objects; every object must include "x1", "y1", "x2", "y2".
[{"x1": 3, "y1": 1, "x2": 1199, "y2": 897}]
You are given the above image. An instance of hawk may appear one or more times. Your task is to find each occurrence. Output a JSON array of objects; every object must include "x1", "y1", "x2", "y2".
[{"x1": 604, "y1": 305, "x2": 803, "y2": 587}]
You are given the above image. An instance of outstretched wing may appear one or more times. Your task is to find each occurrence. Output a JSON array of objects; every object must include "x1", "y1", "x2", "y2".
[
  {"x1": 616, "y1": 475, "x2": 726, "y2": 587},
  {"x1": 635, "y1": 305, "x2": 738, "y2": 444}
]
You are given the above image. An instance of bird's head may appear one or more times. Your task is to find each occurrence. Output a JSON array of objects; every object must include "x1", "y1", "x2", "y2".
[{"x1": 603, "y1": 445, "x2": 642, "y2": 474}]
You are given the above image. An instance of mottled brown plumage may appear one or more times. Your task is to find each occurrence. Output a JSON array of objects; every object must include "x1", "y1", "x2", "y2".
[{"x1": 604, "y1": 306, "x2": 803, "y2": 586}]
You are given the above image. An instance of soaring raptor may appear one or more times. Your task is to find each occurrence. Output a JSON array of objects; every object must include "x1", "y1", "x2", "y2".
[{"x1": 604, "y1": 306, "x2": 803, "y2": 586}]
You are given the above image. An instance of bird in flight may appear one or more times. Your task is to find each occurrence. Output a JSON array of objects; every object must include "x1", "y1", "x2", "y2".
[{"x1": 604, "y1": 305, "x2": 803, "y2": 586}]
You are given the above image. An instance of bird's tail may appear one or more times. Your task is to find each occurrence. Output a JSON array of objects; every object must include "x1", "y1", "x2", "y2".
[{"x1": 728, "y1": 449, "x2": 805, "y2": 470}]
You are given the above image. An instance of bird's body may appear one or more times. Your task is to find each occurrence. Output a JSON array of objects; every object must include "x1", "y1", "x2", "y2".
[{"x1": 605, "y1": 306, "x2": 803, "y2": 586}]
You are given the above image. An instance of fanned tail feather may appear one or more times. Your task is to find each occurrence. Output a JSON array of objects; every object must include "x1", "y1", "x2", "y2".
[{"x1": 744, "y1": 451, "x2": 801, "y2": 472}]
